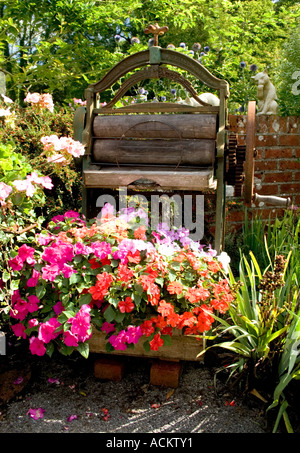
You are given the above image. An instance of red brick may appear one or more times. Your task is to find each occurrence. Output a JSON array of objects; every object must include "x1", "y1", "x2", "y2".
[
  {"x1": 280, "y1": 183, "x2": 300, "y2": 194},
  {"x1": 94, "y1": 356, "x2": 125, "y2": 381},
  {"x1": 295, "y1": 148, "x2": 300, "y2": 158},
  {"x1": 269, "y1": 116, "x2": 288, "y2": 134},
  {"x1": 258, "y1": 184, "x2": 279, "y2": 196},
  {"x1": 278, "y1": 135, "x2": 300, "y2": 147},
  {"x1": 150, "y1": 360, "x2": 182, "y2": 388},
  {"x1": 287, "y1": 117, "x2": 300, "y2": 134},
  {"x1": 257, "y1": 116, "x2": 269, "y2": 134},
  {"x1": 264, "y1": 147, "x2": 293, "y2": 159},
  {"x1": 264, "y1": 172, "x2": 293, "y2": 183},
  {"x1": 279, "y1": 160, "x2": 300, "y2": 170},
  {"x1": 256, "y1": 135, "x2": 278, "y2": 147},
  {"x1": 255, "y1": 160, "x2": 277, "y2": 171}
]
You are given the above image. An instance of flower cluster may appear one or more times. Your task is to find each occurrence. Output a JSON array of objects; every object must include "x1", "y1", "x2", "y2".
[
  {"x1": 7, "y1": 205, "x2": 235, "y2": 358},
  {"x1": 24, "y1": 92, "x2": 54, "y2": 113},
  {"x1": 40, "y1": 134, "x2": 85, "y2": 164}
]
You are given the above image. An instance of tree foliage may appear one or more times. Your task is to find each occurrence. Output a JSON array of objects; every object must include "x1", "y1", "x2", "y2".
[{"x1": 0, "y1": 0, "x2": 299, "y2": 111}]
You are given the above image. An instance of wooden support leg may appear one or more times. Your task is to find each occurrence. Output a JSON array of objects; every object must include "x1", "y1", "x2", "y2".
[{"x1": 150, "y1": 360, "x2": 182, "y2": 388}]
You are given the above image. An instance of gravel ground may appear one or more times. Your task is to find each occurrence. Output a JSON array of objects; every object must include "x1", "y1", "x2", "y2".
[{"x1": 0, "y1": 345, "x2": 270, "y2": 435}]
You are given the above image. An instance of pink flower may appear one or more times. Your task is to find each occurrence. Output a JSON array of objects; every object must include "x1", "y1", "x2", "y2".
[
  {"x1": 17, "y1": 244, "x2": 36, "y2": 265},
  {"x1": 61, "y1": 264, "x2": 77, "y2": 278},
  {"x1": 101, "y1": 322, "x2": 116, "y2": 334},
  {"x1": 41, "y1": 264, "x2": 61, "y2": 282},
  {"x1": 28, "y1": 172, "x2": 53, "y2": 190},
  {"x1": 53, "y1": 301, "x2": 64, "y2": 315},
  {"x1": 8, "y1": 255, "x2": 24, "y2": 271},
  {"x1": 27, "y1": 407, "x2": 45, "y2": 419},
  {"x1": 69, "y1": 305, "x2": 91, "y2": 343},
  {"x1": 11, "y1": 323, "x2": 27, "y2": 339},
  {"x1": 74, "y1": 242, "x2": 92, "y2": 255},
  {"x1": 67, "y1": 414, "x2": 78, "y2": 422},
  {"x1": 27, "y1": 295, "x2": 39, "y2": 313},
  {"x1": 29, "y1": 336, "x2": 46, "y2": 356},
  {"x1": 0, "y1": 182, "x2": 12, "y2": 200},
  {"x1": 38, "y1": 318, "x2": 61, "y2": 343},
  {"x1": 90, "y1": 241, "x2": 112, "y2": 260},
  {"x1": 12, "y1": 178, "x2": 35, "y2": 197},
  {"x1": 42, "y1": 243, "x2": 74, "y2": 265},
  {"x1": 63, "y1": 330, "x2": 78, "y2": 347},
  {"x1": 64, "y1": 210, "x2": 80, "y2": 219},
  {"x1": 27, "y1": 269, "x2": 40, "y2": 287},
  {"x1": 14, "y1": 377, "x2": 24, "y2": 385},
  {"x1": 10, "y1": 298, "x2": 28, "y2": 321},
  {"x1": 28, "y1": 318, "x2": 39, "y2": 328},
  {"x1": 36, "y1": 233, "x2": 54, "y2": 245}
]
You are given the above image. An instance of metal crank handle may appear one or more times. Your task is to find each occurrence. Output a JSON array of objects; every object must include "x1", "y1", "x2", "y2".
[{"x1": 254, "y1": 193, "x2": 291, "y2": 207}]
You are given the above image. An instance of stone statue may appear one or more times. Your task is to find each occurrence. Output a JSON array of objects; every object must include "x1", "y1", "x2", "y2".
[{"x1": 251, "y1": 69, "x2": 278, "y2": 115}]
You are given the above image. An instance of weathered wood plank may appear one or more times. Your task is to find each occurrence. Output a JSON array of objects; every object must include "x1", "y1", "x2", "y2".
[
  {"x1": 83, "y1": 165, "x2": 216, "y2": 190},
  {"x1": 89, "y1": 327, "x2": 204, "y2": 362},
  {"x1": 94, "y1": 103, "x2": 219, "y2": 115},
  {"x1": 92, "y1": 139, "x2": 215, "y2": 166},
  {"x1": 93, "y1": 113, "x2": 217, "y2": 139}
]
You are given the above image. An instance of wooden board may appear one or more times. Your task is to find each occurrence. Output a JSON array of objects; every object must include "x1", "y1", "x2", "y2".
[
  {"x1": 93, "y1": 113, "x2": 218, "y2": 139},
  {"x1": 89, "y1": 327, "x2": 204, "y2": 362},
  {"x1": 92, "y1": 138, "x2": 215, "y2": 166},
  {"x1": 83, "y1": 164, "x2": 216, "y2": 190}
]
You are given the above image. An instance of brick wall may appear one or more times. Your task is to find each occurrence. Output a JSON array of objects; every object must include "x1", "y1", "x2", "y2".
[{"x1": 225, "y1": 114, "x2": 300, "y2": 233}]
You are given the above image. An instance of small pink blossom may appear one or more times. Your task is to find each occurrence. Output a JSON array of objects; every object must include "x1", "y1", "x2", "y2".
[
  {"x1": 13, "y1": 376, "x2": 24, "y2": 385},
  {"x1": 17, "y1": 244, "x2": 36, "y2": 265},
  {"x1": 8, "y1": 255, "x2": 24, "y2": 271},
  {"x1": 67, "y1": 414, "x2": 78, "y2": 422},
  {"x1": 0, "y1": 182, "x2": 12, "y2": 200},
  {"x1": 27, "y1": 407, "x2": 45, "y2": 420},
  {"x1": 28, "y1": 318, "x2": 39, "y2": 328}
]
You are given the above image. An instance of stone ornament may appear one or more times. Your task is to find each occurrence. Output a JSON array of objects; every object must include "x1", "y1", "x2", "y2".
[{"x1": 251, "y1": 69, "x2": 278, "y2": 115}]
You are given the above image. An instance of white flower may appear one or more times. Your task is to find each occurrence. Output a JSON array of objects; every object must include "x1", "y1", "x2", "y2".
[{"x1": 217, "y1": 251, "x2": 231, "y2": 274}]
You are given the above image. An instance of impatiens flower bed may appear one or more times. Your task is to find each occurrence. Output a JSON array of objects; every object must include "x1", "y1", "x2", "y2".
[{"x1": 7, "y1": 204, "x2": 235, "y2": 358}]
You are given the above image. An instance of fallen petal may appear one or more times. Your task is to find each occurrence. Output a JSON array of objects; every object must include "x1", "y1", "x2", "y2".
[
  {"x1": 67, "y1": 414, "x2": 78, "y2": 422},
  {"x1": 27, "y1": 408, "x2": 45, "y2": 420},
  {"x1": 13, "y1": 377, "x2": 24, "y2": 385}
]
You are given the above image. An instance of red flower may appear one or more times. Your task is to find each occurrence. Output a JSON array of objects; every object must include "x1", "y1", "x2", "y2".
[
  {"x1": 149, "y1": 333, "x2": 164, "y2": 351},
  {"x1": 134, "y1": 226, "x2": 147, "y2": 240},
  {"x1": 118, "y1": 296, "x2": 135, "y2": 313},
  {"x1": 167, "y1": 281, "x2": 183, "y2": 295},
  {"x1": 140, "y1": 320, "x2": 155, "y2": 337},
  {"x1": 117, "y1": 264, "x2": 134, "y2": 282}
]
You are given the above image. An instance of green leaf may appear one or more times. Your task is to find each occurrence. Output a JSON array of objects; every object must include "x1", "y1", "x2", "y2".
[
  {"x1": 104, "y1": 304, "x2": 116, "y2": 323},
  {"x1": 77, "y1": 342, "x2": 89, "y2": 359},
  {"x1": 36, "y1": 285, "x2": 46, "y2": 299},
  {"x1": 69, "y1": 273, "x2": 81, "y2": 284},
  {"x1": 2, "y1": 270, "x2": 11, "y2": 282},
  {"x1": 78, "y1": 293, "x2": 92, "y2": 306}
]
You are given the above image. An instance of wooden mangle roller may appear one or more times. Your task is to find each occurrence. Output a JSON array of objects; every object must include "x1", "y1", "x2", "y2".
[{"x1": 92, "y1": 114, "x2": 217, "y2": 167}]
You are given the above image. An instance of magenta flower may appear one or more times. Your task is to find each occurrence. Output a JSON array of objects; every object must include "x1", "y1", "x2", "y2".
[
  {"x1": 90, "y1": 241, "x2": 112, "y2": 260},
  {"x1": 11, "y1": 323, "x2": 27, "y2": 339},
  {"x1": 28, "y1": 318, "x2": 39, "y2": 328},
  {"x1": 38, "y1": 318, "x2": 61, "y2": 343},
  {"x1": 27, "y1": 295, "x2": 40, "y2": 313},
  {"x1": 10, "y1": 298, "x2": 28, "y2": 321},
  {"x1": 36, "y1": 233, "x2": 54, "y2": 245},
  {"x1": 41, "y1": 264, "x2": 61, "y2": 282},
  {"x1": 61, "y1": 263, "x2": 77, "y2": 278},
  {"x1": 63, "y1": 330, "x2": 78, "y2": 347},
  {"x1": 27, "y1": 407, "x2": 45, "y2": 420},
  {"x1": 42, "y1": 242, "x2": 74, "y2": 265},
  {"x1": 53, "y1": 301, "x2": 64, "y2": 315},
  {"x1": 27, "y1": 269, "x2": 40, "y2": 287},
  {"x1": 101, "y1": 322, "x2": 116, "y2": 334},
  {"x1": 29, "y1": 336, "x2": 46, "y2": 356},
  {"x1": 70, "y1": 305, "x2": 91, "y2": 342},
  {"x1": 8, "y1": 255, "x2": 24, "y2": 271}
]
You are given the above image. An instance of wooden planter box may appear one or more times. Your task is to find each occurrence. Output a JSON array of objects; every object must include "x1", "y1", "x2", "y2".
[{"x1": 88, "y1": 327, "x2": 205, "y2": 362}]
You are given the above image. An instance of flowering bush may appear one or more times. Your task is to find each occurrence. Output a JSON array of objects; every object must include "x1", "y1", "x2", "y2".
[{"x1": 5, "y1": 203, "x2": 235, "y2": 359}]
